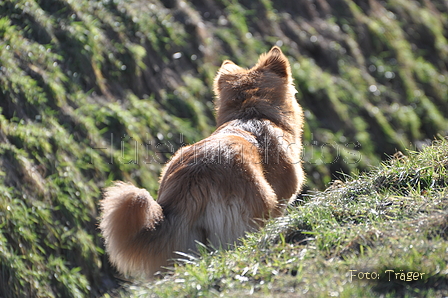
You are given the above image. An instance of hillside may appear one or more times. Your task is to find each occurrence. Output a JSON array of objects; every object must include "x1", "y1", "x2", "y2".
[
  {"x1": 122, "y1": 139, "x2": 448, "y2": 297},
  {"x1": 0, "y1": 0, "x2": 447, "y2": 297}
]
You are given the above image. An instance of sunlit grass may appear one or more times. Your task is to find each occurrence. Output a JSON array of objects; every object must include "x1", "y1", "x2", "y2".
[
  {"x1": 1, "y1": 0, "x2": 447, "y2": 296},
  {"x1": 122, "y1": 139, "x2": 448, "y2": 297}
]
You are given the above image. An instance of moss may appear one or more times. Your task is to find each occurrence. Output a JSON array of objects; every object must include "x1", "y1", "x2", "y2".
[
  {"x1": 123, "y1": 141, "x2": 448, "y2": 297},
  {"x1": 1, "y1": 0, "x2": 448, "y2": 296}
]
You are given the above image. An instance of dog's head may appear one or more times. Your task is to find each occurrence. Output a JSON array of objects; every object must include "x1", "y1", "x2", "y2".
[{"x1": 213, "y1": 46, "x2": 297, "y2": 127}]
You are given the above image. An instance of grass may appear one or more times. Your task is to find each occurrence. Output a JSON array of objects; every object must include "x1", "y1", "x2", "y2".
[
  {"x1": 0, "y1": 0, "x2": 448, "y2": 297},
  {"x1": 116, "y1": 139, "x2": 448, "y2": 297}
]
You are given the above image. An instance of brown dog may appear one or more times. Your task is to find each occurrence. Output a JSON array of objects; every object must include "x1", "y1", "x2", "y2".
[{"x1": 99, "y1": 46, "x2": 305, "y2": 278}]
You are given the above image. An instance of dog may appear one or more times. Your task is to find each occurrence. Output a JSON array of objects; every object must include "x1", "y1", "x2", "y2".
[{"x1": 99, "y1": 46, "x2": 305, "y2": 278}]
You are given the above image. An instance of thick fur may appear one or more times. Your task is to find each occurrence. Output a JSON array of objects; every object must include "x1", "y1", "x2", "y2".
[{"x1": 99, "y1": 46, "x2": 305, "y2": 278}]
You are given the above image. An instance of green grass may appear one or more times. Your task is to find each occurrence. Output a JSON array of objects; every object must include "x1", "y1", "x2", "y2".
[
  {"x1": 0, "y1": 0, "x2": 448, "y2": 297},
  {"x1": 117, "y1": 139, "x2": 448, "y2": 297}
]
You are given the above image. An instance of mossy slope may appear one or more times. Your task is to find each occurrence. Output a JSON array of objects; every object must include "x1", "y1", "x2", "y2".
[
  {"x1": 123, "y1": 140, "x2": 448, "y2": 298},
  {"x1": 0, "y1": 0, "x2": 447, "y2": 297}
]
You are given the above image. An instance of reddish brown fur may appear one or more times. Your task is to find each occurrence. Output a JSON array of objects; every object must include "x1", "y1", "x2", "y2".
[{"x1": 99, "y1": 46, "x2": 305, "y2": 278}]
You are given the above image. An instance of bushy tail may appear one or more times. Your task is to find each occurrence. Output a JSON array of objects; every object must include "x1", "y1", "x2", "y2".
[{"x1": 99, "y1": 182, "x2": 168, "y2": 278}]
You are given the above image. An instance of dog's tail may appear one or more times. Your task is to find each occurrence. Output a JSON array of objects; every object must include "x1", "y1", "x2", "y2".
[{"x1": 99, "y1": 182, "x2": 170, "y2": 278}]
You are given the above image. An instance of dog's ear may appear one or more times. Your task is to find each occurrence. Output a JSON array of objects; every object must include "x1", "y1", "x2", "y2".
[
  {"x1": 218, "y1": 60, "x2": 241, "y2": 74},
  {"x1": 257, "y1": 46, "x2": 291, "y2": 78},
  {"x1": 214, "y1": 60, "x2": 243, "y2": 94}
]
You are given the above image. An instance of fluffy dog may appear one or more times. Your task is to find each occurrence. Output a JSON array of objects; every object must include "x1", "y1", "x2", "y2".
[{"x1": 99, "y1": 46, "x2": 305, "y2": 277}]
